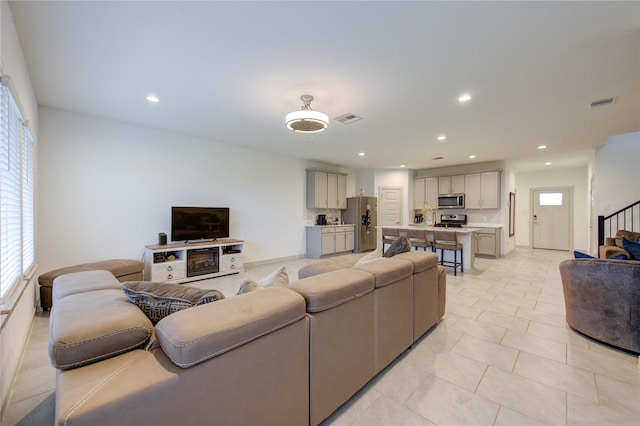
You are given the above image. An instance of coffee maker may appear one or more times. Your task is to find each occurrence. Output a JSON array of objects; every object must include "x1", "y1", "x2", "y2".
[
  {"x1": 316, "y1": 214, "x2": 327, "y2": 225},
  {"x1": 414, "y1": 213, "x2": 423, "y2": 223}
]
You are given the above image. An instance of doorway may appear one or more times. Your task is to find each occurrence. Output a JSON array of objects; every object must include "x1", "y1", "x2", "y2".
[
  {"x1": 532, "y1": 188, "x2": 571, "y2": 250},
  {"x1": 378, "y1": 187, "x2": 403, "y2": 226}
]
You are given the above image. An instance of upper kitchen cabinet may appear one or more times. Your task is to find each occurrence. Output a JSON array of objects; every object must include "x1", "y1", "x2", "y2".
[
  {"x1": 413, "y1": 177, "x2": 438, "y2": 209},
  {"x1": 465, "y1": 171, "x2": 500, "y2": 209},
  {"x1": 306, "y1": 169, "x2": 348, "y2": 209},
  {"x1": 438, "y1": 175, "x2": 465, "y2": 194}
]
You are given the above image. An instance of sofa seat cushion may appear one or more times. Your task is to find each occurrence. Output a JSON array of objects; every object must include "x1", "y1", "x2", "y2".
[
  {"x1": 121, "y1": 281, "x2": 225, "y2": 324},
  {"x1": 392, "y1": 251, "x2": 439, "y2": 273},
  {"x1": 287, "y1": 269, "x2": 374, "y2": 312},
  {"x1": 53, "y1": 270, "x2": 121, "y2": 303},
  {"x1": 49, "y1": 289, "x2": 154, "y2": 370},
  {"x1": 155, "y1": 286, "x2": 306, "y2": 368},
  {"x1": 354, "y1": 257, "x2": 413, "y2": 288}
]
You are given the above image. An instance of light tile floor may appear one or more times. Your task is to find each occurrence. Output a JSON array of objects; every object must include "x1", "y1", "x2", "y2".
[{"x1": 3, "y1": 248, "x2": 639, "y2": 425}]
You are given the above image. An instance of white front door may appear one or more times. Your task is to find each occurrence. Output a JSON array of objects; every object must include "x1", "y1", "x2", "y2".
[
  {"x1": 379, "y1": 187, "x2": 403, "y2": 226},
  {"x1": 532, "y1": 188, "x2": 571, "y2": 250}
]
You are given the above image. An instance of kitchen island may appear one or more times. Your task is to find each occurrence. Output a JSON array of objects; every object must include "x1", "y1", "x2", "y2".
[{"x1": 381, "y1": 225, "x2": 479, "y2": 270}]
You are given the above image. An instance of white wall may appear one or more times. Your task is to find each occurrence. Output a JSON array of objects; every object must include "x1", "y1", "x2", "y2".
[
  {"x1": 355, "y1": 169, "x2": 376, "y2": 197},
  {"x1": 38, "y1": 107, "x2": 354, "y2": 275},
  {"x1": 514, "y1": 167, "x2": 589, "y2": 252},
  {"x1": 593, "y1": 132, "x2": 640, "y2": 250}
]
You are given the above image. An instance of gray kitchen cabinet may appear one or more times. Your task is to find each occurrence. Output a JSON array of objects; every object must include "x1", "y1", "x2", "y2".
[
  {"x1": 465, "y1": 172, "x2": 500, "y2": 209},
  {"x1": 438, "y1": 175, "x2": 465, "y2": 194},
  {"x1": 306, "y1": 225, "x2": 356, "y2": 259},
  {"x1": 474, "y1": 227, "x2": 501, "y2": 258},
  {"x1": 413, "y1": 177, "x2": 438, "y2": 209},
  {"x1": 306, "y1": 169, "x2": 348, "y2": 209}
]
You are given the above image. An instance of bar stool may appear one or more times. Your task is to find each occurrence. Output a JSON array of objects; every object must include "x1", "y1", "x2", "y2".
[
  {"x1": 405, "y1": 228, "x2": 434, "y2": 252},
  {"x1": 433, "y1": 230, "x2": 463, "y2": 276},
  {"x1": 382, "y1": 228, "x2": 399, "y2": 250}
]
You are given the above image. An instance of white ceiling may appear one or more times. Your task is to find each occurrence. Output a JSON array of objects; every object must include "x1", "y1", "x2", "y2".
[{"x1": 8, "y1": 1, "x2": 640, "y2": 171}]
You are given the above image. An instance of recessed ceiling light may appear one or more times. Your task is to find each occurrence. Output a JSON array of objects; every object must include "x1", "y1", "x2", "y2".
[
  {"x1": 545, "y1": 162, "x2": 552, "y2": 166},
  {"x1": 146, "y1": 95, "x2": 159, "y2": 103},
  {"x1": 469, "y1": 155, "x2": 476, "y2": 159},
  {"x1": 358, "y1": 152, "x2": 365, "y2": 156},
  {"x1": 538, "y1": 145, "x2": 547, "y2": 150},
  {"x1": 437, "y1": 135, "x2": 447, "y2": 141},
  {"x1": 400, "y1": 165, "x2": 406, "y2": 168},
  {"x1": 458, "y1": 94, "x2": 471, "y2": 102}
]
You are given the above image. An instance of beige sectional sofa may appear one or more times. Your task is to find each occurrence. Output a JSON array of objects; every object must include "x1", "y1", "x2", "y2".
[{"x1": 49, "y1": 251, "x2": 445, "y2": 425}]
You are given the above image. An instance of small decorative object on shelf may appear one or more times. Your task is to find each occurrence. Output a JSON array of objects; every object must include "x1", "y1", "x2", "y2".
[{"x1": 422, "y1": 204, "x2": 434, "y2": 227}]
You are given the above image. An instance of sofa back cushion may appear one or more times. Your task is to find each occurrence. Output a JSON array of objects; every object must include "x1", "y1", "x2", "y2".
[
  {"x1": 155, "y1": 287, "x2": 306, "y2": 368},
  {"x1": 287, "y1": 269, "x2": 375, "y2": 312},
  {"x1": 354, "y1": 257, "x2": 413, "y2": 288},
  {"x1": 392, "y1": 251, "x2": 439, "y2": 272},
  {"x1": 49, "y1": 289, "x2": 154, "y2": 370}
]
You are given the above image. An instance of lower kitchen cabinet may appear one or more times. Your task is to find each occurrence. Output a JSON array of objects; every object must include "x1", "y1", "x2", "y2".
[
  {"x1": 306, "y1": 225, "x2": 356, "y2": 259},
  {"x1": 474, "y1": 227, "x2": 501, "y2": 258}
]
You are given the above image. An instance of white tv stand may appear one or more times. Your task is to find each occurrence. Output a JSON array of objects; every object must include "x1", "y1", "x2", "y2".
[{"x1": 144, "y1": 239, "x2": 244, "y2": 284}]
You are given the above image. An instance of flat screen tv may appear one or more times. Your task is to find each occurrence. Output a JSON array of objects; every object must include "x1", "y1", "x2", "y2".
[{"x1": 171, "y1": 207, "x2": 230, "y2": 242}]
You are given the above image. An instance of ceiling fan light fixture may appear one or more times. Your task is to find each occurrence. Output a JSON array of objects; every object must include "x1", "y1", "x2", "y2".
[{"x1": 286, "y1": 94, "x2": 328, "y2": 133}]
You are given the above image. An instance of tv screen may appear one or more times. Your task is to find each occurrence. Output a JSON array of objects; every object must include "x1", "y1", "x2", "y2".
[{"x1": 171, "y1": 207, "x2": 230, "y2": 242}]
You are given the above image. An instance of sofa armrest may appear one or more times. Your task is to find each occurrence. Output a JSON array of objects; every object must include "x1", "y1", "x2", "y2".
[
  {"x1": 599, "y1": 245, "x2": 630, "y2": 259},
  {"x1": 155, "y1": 287, "x2": 306, "y2": 368}
]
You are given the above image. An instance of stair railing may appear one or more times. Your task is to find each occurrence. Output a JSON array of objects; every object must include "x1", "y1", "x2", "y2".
[{"x1": 597, "y1": 200, "x2": 640, "y2": 246}]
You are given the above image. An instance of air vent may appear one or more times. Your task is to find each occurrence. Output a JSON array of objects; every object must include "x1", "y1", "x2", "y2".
[
  {"x1": 432, "y1": 156, "x2": 444, "y2": 160},
  {"x1": 590, "y1": 96, "x2": 617, "y2": 108},
  {"x1": 334, "y1": 113, "x2": 363, "y2": 124}
]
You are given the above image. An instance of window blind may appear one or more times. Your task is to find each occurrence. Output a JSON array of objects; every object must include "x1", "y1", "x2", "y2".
[
  {"x1": 0, "y1": 83, "x2": 35, "y2": 298},
  {"x1": 22, "y1": 127, "x2": 35, "y2": 273}
]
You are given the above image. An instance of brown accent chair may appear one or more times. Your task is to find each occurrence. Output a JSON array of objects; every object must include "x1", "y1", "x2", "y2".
[
  {"x1": 599, "y1": 230, "x2": 640, "y2": 259},
  {"x1": 560, "y1": 258, "x2": 640, "y2": 354}
]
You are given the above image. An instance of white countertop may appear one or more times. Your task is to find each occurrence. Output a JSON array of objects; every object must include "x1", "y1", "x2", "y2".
[
  {"x1": 390, "y1": 225, "x2": 480, "y2": 234},
  {"x1": 306, "y1": 224, "x2": 355, "y2": 228},
  {"x1": 465, "y1": 223, "x2": 503, "y2": 228}
]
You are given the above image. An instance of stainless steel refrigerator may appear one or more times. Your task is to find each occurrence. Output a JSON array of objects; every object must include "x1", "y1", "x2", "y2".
[{"x1": 342, "y1": 196, "x2": 378, "y2": 253}]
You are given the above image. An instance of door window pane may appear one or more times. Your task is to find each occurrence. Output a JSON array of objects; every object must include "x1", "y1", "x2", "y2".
[{"x1": 539, "y1": 192, "x2": 562, "y2": 206}]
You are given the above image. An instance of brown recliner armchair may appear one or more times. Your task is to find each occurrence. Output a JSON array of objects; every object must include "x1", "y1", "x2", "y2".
[
  {"x1": 599, "y1": 230, "x2": 640, "y2": 259},
  {"x1": 559, "y1": 258, "x2": 640, "y2": 354}
]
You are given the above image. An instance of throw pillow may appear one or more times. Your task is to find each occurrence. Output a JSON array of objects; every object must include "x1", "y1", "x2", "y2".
[
  {"x1": 121, "y1": 281, "x2": 224, "y2": 324},
  {"x1": 622, "y1": 237, "x2": 640, "y2": 260},
  {"x1": 384, "y1": 234, "x2": 412, "y2": 258},
  {"x1": 355, "y1": 249, "x2": 382, "y2": 266},
  {"x1": 573, "y1": 251, "x2": 595, "y2": 259},
  {"x1": 236, "y1": 265, "x2": 289, "y2": 295},
  {"x1": 236, "y1": 278, "x2": 262, "y2": 295},
  {"x1": 610, "y1": 254, "x2": 628, "y2": 260}
]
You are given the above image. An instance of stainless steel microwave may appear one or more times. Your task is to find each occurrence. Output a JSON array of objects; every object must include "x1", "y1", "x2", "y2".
[{"x1": 437, "y1": 193, "x2": 465, "y2": 209}]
